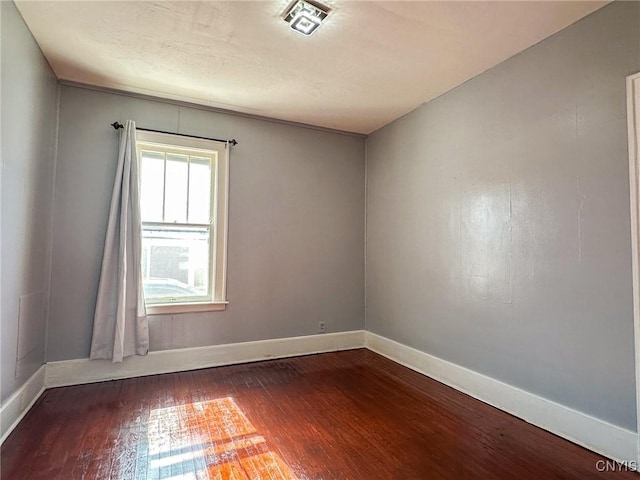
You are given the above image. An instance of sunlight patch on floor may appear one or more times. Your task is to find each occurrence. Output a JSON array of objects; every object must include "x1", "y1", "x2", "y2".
[{"x1": 139, "y1": 397, "x2": 299, "y2": 479}]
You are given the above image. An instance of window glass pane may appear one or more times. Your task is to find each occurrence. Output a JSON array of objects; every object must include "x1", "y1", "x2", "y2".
[
  {"x1": 188, "y1": 155, "x2": 212, "y2": 224},
  {"x1": 141, "y1": 225, "x2": 210, "y2": 302},
  {"x1": 140, "y1": 150, "x2": 165, "y2": 222},
  {"x1": 164, "y1": 153, "x2": 189, "y2": 223}
]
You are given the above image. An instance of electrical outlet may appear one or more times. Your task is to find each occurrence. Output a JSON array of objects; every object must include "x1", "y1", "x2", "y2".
[{"x1": 318, "y1": 321, "x2": 326, "y2": 333}]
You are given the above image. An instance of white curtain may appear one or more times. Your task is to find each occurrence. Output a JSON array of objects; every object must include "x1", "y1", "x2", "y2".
[{"x1": 90, "y1": 120, "x2": 149, "y2": 362}]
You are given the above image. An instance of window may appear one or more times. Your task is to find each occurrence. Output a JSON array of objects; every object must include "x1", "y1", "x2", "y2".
[{"x1": 136, "y1": 130, "x2": 229, "y2": 314}]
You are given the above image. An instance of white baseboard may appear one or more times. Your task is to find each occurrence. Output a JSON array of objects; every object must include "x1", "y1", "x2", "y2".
[
  {"x1": 1, "y1": 365, "x2": 46, "y2": 445},
  {"x1": 6, "y1": 331, "x2": 635, "y2": 464},
  {"x1": 46, "y1": 330, "x2": 366, "y2": 388},
  {"x1": 365, "y1": 331, "x2": 638, "y2": 463}
]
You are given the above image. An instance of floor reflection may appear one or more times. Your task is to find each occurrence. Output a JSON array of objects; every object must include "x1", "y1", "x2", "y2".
[{"x1": 139, "y1": 397, "x2": 298, "y2": 479}]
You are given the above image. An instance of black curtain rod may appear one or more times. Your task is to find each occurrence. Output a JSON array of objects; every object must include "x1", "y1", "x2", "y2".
[{"x1": 111, "y1": 122, "x2": 238, "y2": 146}]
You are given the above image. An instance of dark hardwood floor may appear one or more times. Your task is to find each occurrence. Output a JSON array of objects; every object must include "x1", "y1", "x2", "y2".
[{"x1": 1, "y1": 349, "x2": 636, "y2": 479}]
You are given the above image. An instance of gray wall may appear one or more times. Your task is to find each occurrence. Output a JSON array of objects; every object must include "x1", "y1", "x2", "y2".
[
  {"x1": 1, "y1": 2, "x2": 58, "y2": 402},
  {"x1": 48, "y1": 85, "x2": 365, "y2": 361},
  {"x1": 366, "y1": 1, "x2": 640, "y2": 430}
]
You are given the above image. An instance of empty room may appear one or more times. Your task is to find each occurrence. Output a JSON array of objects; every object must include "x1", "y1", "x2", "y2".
[{"x1": 2, "y1": 0, "x2": 640, "y2": 478}]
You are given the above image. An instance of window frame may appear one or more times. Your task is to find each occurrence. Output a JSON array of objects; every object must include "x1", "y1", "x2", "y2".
[{"x1": 136, "y1": 130, "x2": 230, "y2": 314}]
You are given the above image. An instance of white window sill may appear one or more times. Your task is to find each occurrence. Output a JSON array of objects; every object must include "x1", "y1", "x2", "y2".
[{"x1": 146, "y1": 301, "x2": 229, "y2": 315}]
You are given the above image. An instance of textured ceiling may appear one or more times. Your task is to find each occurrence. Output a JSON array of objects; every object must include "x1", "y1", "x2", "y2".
[{"x1": 16, "y1": 1, "x2": 608, "y2": 134}]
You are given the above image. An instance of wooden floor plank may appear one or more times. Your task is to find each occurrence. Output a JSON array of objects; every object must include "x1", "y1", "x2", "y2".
[{"x1": 1, "y1": 349, "x2": 636, "y2": 479}]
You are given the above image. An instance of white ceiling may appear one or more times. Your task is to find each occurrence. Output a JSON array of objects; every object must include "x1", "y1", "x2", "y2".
[{"x1": 16, "y1": 1, "x2": 608, "y2": 134}]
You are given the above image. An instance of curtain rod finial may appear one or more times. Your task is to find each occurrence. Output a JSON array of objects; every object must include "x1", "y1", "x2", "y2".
[{"x1": 111, "y1": 122, "x2": 124, "y2": 130}]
